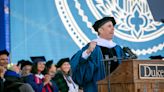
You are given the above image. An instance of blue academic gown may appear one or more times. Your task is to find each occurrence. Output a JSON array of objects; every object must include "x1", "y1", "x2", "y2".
[
  {"x1": 25, "y1": 74, "x2": 59, "y2": 92},
  {"x1": 70, "y1": 44, "x2": 125, "y2": 92},
  {"x1": 25, "y1": 74, "x2": 44, "y2": 92},
  {"x1": 51, "y1": 80, "x2": 59, "y2": 92}
]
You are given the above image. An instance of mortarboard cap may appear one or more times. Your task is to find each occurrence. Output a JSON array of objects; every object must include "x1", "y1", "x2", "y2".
[
  {"x1": 21, "y1": 60, "x2": 33, "y2": 69},
  {"x1": 46, "y1": 60, "x2": 53, "y2": 69},
  {"x1": 0, "y1": 49, "x2": 9, "y2": 56},
  {"x1": 56, "y1": 58, "x2": 70, "y2": 68},
  {"x1": 17, "y1": 59, "x2": 33, "y2": 69},
  {"x1": 30, "y1": 56, "x2": 46, "y2": 63},
  {"x1": 17, "y1": 59, "x2": 26, "y2": 67},
  {"x1": 92, "y1": 17, "x2": 116, "y2": 32},
  {"x1": 149, "y1": 55, "x2": 164, "y2": 59}
]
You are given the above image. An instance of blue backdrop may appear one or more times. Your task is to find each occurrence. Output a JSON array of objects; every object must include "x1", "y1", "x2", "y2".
[
  {"x1": 10, "y1": 0, "x2": 164, "y2": 64},
  {"x1": 0, "y1": 0, "x2": 10, "y2": 51}
]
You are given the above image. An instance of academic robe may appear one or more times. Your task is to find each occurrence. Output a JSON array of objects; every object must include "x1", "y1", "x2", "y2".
[
  {"x1": 70, "y1": 44, "x2": 125, "y2": 92},
  {"x1": 4, "y1": 70, "x2": 34, "y2": 92},
  {"x1": 25, "y1": 74, "x2": 58, "y2": 92},
  {"x1": 52, "y1": 70, "x2": 69, "y2": 92},
  {"x1": 51, "y1": 80, "x2": 58, "y2": 92},
  {"x1": 100, "y1": 45, "x2": 125, "y2": 73},
  {"x1": 25, "y1": 74, "x2": 44, "y2": 92},
  {"x1": 0, "y1": 77, "x2": 4, "y2": 92}
]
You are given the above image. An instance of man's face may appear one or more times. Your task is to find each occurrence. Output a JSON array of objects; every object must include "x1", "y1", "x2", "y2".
[
  {"x1": 48, "y1": 65, "x2": 57, "y2": 78},
  {"x1": 98, "y1": 21, "x2": 115, "y2": 40},
  {"x1": 22, "y1": 65, "x2": 32, "y2": 74},
  {"x1": 0, "y1": 54, "x2": 9, "y2": 68}
]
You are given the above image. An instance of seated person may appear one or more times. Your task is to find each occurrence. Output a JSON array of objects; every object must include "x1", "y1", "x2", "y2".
[
  {"x1": 25, "y1": 56, "x2": 54, "y2": 92},
  {"x1": 0, "y1": 49, "x2": 9, "y2": 70},
  {"x1": 0, "y1": 66, "x2": 5, "y2": 92},
  {"x1": 17, "y1": 59, "x2": 33, "y2": 77},
  {"x1": 44, "y1": 60, "x2": 58, "y2": 92},
  {"x1": 52, "y1": 58, "x2": 79, "y2": 92},
  {"x1": 4, "y1": 64, "x2": 34, "y2": 92}
]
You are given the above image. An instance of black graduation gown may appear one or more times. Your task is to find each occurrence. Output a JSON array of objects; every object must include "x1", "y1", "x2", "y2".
[{"x1": 100, "y1": 46, "x2": 119, "y2": 74}]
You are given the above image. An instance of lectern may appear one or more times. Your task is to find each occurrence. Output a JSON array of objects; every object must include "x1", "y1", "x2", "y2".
[{"x1": 97, "y1": 59, "x2": 164, "y2": 92}]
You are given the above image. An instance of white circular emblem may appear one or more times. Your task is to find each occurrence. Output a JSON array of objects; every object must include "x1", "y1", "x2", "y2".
[{"x1": 55, "y1": 0, "x2": 164, "y2": 56}]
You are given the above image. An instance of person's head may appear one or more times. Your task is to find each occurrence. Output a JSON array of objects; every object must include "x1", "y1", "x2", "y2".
[
  {"x1": 5, "y1": 64, "x2": 20, "y2": 78},
  {"x1": 93, "y1": 17, "x2": 116, "y2": 40},
  {"x1": 22, "y1": 64, "x2": 32, "y2": 74},
  {"x1": 30, "y1": 56, "x2": 46, "y2": 74},
  {"x1": 17, "y1": 59, "x2": 26, "y2": 69},
  {"x1": 19, "y1": 60, "x2": 33, "y2": 76},
  {"x1": 45, "y1": 60, "x2": 57, "y2": 77},
  {"x1": 7, "y1": 64, "x2": 20, "y2": 74},
  {"x1": 0, "y1": 49, "x2": 9, "y2": 69},
  {"x1": 56, "y1": 58, "x2": 71, "y2": 74}
]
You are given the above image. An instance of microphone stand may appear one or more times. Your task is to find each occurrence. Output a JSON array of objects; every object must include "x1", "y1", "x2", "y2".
[
  {"x1": 104, "y1": 55, "x2": 112, "y2": 92},
  {"x1": 103, "y1": 55, "x2": 129, "y2": 92},
  {"x1": 102, "y1": 52, "x2": 136, "y2": 92},
  {"x1": 103, "y1": 55, "x2": 122, "y2": 92},
  {"x1": 104, "y1": 55, "x2": 111, "y2": 92},
  {"x1": 102, "y1": 55, "x2": 123, "y2": 92}
]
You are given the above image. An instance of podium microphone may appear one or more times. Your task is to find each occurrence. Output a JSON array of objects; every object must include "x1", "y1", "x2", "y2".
[
  {"x1": 102, "y1": 56, "x2": 122, "y2": 62},
  {"x1": 123, "y1": 47, "x2": 138, "y2": 59}
]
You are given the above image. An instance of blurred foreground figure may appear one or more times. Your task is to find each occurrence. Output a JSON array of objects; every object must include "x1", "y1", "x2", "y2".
[{"x1": 4, "y1": 64, "x2": 34, "y2": 92}]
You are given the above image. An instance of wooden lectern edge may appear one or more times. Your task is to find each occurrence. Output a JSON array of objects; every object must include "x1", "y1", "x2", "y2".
[{"x1": 97, "y1": 59, "x2": 164, "y2": 85}]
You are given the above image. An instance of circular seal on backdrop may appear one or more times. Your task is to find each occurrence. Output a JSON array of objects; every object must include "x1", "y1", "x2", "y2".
[{"x1": 55, "y1": 0, "x2": 164, "y2": 56}]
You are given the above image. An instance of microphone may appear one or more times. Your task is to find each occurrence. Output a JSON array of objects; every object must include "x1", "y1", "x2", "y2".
[
  {"x1": 102, "y1": 55, "x2": 123, "y2": 62},
  {"x1": 123, "y1": 47, "x2": 137, "y2": 59}
]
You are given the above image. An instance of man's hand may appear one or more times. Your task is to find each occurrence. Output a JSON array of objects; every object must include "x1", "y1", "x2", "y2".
[{"x1": 86, "y1": 41, "x2": 97, "y2": 54}]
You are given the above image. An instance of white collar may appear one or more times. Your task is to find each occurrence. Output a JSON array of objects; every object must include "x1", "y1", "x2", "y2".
[
  {"x1": 35, "y1": 74, "x2": 44, "y2": 79},
  {"x1": 92, "y1": 37, "x2": 116, "y2": 48}
]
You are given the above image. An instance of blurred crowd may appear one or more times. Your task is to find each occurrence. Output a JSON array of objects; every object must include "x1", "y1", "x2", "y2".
[{"x1": 0, "y1": 49, "x2": 81, "y2": 92}]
